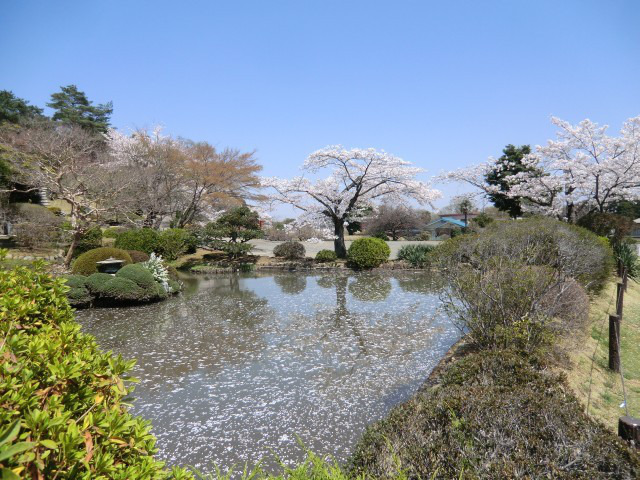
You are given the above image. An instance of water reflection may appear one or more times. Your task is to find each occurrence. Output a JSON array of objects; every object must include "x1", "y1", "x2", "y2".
[{"x1": 76, "y1": 271, "x2": 457, "y2": 473}]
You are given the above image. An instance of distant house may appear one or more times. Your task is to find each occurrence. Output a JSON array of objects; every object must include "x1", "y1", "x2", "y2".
[
  {"x1": 632, "y1": 218, "x2": 640, "y2": 239},
  {"x1": 425, "y1": 217, "x2": 467, "y2": 239}
]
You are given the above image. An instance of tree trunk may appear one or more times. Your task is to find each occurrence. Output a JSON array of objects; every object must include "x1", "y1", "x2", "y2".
[
  {"x1": 334, "y1": 219, "x2": 347, "y2": 258},
  {"x1": 64, "y1": 230, "x2": 82, "y2": 267}
]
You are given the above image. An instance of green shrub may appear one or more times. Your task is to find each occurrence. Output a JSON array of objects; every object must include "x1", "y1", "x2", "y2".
[
  {"x1": 157, "y1": 228, "x2": 197, "y2": 261},
  {"x1": 85, "y1": 272, "x2": 113, "y2": 294},
  {"x1": 347, "y1": 237, "x2": 390, "y2": 269},
  {"x1": 273, "y1": 241, "x2": 306, "y2": 259},
  {"x1": 127, "y1": 249, "x2": 150, "y2": 263},
  {"x1": 397, "y1": 244, "x2": 435, "y2": 267},
  {"x1": 61, "y1": 274, "x2": 92, "y2": 307},
  {"x1": 218, "y1": 241, "x2": 254, "y2": 258},
  {"x1": 0, "y1": 257, "x2": 191, "y2": 479},
  {"x1": 372, "y1": 231, "x2": 389, "y2": 241},
  {"x1": 315, "y1": 249, "x2": 337, "y2": 263},
  {"x1": 577, "y1": 212, "x2": 633, "y2": 246},
  {"x1": 116, "y1": 263, "x2": 158, "y2": 292},
  {"x1": 102, "y1": 226, "x2": 125, "y2": 238},
  {"x1": 74, "y1": 225, "x2": 103, "y2": 257},
  {"x1": 350, "y1": 350, "x2": 640, "y2": 479},
  {"x1": 71, "y1": 247, "x2": 132, "y2": 275},
  {"x1": 115, "y1": 228, "x2": 161, "y2": 254},
  {"x1": 98, "y1": 277, "x2": 147, "y2": 302}
]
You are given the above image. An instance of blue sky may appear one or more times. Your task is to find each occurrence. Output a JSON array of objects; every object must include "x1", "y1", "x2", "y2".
[{"x1": 1, "y1": 0, "x2": 639, "y2": 213}]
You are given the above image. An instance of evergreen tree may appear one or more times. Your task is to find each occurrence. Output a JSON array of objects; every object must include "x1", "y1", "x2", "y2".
[
  {"x1": 485, "y1": 144, "x2": 532, "y2": 218},
  {"x1": 47, "y1": 85, "x2": 113, "y2": 134},
  {"x1": 0, "y1": 90, "x2": 44, "y2": 124}
]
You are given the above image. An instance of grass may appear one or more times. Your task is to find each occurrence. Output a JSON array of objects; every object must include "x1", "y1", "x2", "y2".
[{"x1": 562, "y1": 278, "x2": 640, "y2": 428}]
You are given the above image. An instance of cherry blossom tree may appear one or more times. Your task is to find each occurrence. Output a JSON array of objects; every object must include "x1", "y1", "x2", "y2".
[
  {"x1": 262, "y1": 146, "x2": 440, "y2": 257},
  {"x1": 441, "y1": 116, "x2": 640, "y2": 222}
]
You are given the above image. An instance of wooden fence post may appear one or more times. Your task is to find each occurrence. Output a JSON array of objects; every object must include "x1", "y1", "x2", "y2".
[
  {"x1": 609, "y1": 314, "x2": 621, "y2": 372},
  {"x1": 617, "y1": 280, "x2": 625, "y2": 320}
]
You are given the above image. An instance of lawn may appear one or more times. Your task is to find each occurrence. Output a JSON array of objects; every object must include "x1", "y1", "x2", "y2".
[{"x1": 563, "y1": 278, "x2": 640, "y2": 429}]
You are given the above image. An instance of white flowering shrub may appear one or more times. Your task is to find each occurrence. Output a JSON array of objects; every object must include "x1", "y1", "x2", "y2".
[{"x1": 142, "y1": 252, "x2": 171, "y2": 292}]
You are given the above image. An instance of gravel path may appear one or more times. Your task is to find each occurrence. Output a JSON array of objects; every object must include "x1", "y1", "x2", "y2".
[{"x1": 248, "y1": 238, "x2": 441, "y2": 259}]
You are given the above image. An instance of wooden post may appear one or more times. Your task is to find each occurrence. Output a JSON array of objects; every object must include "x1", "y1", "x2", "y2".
[
  {"x1": 619, "y1": 416, "x2": 640, "y2": 447},
  {"x1": 616, "y1": 280, "x2": 625, "y2": 320},
  {"x1": 609, "y1": 314, "x2": 621, "y2": 372}
]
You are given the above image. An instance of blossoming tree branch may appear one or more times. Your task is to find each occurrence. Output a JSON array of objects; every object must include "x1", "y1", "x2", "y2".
[
  {"x1": 262, "y1": 145, "x2": 440, "y2": 257},
  {"x1": 441, "y1": 116, "x2": 640, "y2": 222}
]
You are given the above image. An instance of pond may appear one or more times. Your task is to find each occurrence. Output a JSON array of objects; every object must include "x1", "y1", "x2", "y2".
[{"x1": 75, "y1": 271, "x2": 458, "y2": 473}]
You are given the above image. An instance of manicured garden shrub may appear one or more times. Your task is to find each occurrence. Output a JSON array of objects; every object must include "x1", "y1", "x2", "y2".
[
  {"x1": 315, "y1": 249, "x2": 337, "y2": 263},
  {"x1": 62, "y1": 274, "x2": 92, "y2": 308},
  {"x1": 347, "y1": 237, "x2": 390, "y2": 269},
  {"x1": 397, "y1": 244, "x2": 435, "y2": 267},
  {"x1": 74, "y1": 225, "x2": 103, "y2": 257},
  {"x1": 350, "y1": 350, "x2": 640, "y2": 479},
  {"x1": 127, "y1": 249, "x2": 150, "y2": 263},
  {"x1": 85, "y1": 272, "x2": 113, "y2": 294},
  {"x1": 116, "y1": 263, "x2": 158, "y2": 292},
  {"x1": 98, "y1": 277, "x2": 147, "y2": 302},
  {"x1": 273, "y1": 241, "x2": 306, "y2": 260},
  {"x1": 114, "y1": 227, "x2": 161, "y2": 254},
  {"x1": 71, "y1": 247, "x2": 132, "y2": 275},
  {"x1": 157, "y1": 228, "x2": 197, "y2": 261},
  {"x1": 0, "y1": 255, "x2": 191, "y2": 479}
]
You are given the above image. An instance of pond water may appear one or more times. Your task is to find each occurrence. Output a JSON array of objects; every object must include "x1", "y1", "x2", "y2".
[{"x1": 75, "y1": 271, "x2": 458, "y2": 473}]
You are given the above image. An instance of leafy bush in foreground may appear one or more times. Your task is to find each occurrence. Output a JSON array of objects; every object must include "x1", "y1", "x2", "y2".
[
  {"x1": 71, "y1": 247, "x2": 132, "y2": 275},
  {"x1": 0, "y1": 257, "x2": 191, "y2": 479},
  {"x1": 350, "y1": 350, "x2": 640, "y2": 479},
  {"x1": 315, "y1": 249, "x2": 338, "y2": 263},
  {"x1": 397, "y1": 244, "x2": 434, "y2": 267},
  {"x1": 347, "y1": 237, "x2": 390, "y2": 269},
  {"x1": 273, "y1": 241, "x2": 306, "y2": 260}
]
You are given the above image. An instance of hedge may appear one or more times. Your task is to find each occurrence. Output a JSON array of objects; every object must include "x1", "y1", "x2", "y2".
[
  {"x1": 347, "y1": 237, "x2": 390, "y2": 269},
  {"x1": 71, "y1": 247, "x2": 132, "y2": 276},
  {"x1": 115, "y1": 228, "x2": 161, "y2": 255},
  {"x1": 350, "y1": 350, "x2": 640, "y2": 479},
  {"x1": 0, "y1": 257, "x2": 193, "y2": 479}
]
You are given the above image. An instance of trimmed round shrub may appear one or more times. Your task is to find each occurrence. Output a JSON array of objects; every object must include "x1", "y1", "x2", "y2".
[
  {"x1": 157, "y1": 228, "x2": 197, "y2": 261},
  {"x1": 85, "y1": 272, "x2": 113, "y2": 294},
  {"x1": 348, "y1": 237, "x2": 390, "y2": 269},
  {"x1": 273, "y1": 241, "x2": 306, "y2": 259},
  {"x1": 71, "y1": 247, "x2": 132, "y2": 275},
  {"x1": 115, "y1": 263, "x2": 158, "y2": 292},
  {"x1": 62, "y1": 274, "x2": 92, "y2": 307},
  {"x1": 74, "y1": 226, "x2": 103, "y2": 257},
  {"x1": 114, "y1": 228, "x2": 160, "y2": 254},
  {"x1": 98, "y1": 277, "x2": 147, "y2": 302},
  {"x1": 127, "y1": 250, "x2": 150, "y2": 263},
  {"x1": 315, "y1": 249, "x2": 338, "y2": 263}
]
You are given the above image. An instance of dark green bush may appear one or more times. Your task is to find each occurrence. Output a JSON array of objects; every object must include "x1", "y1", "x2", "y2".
[
  {"x1": 74, "y1": 226, "x2": 103, "y2": 257},
  {"x1": 62, "y1": 274, "x2": 92, "y2": 307},
  {"x1": 85, "y1": 272, "x2": 113, "y2": 294},
  {"x1": 347, "y1": 237, "x2": 390, "y2": 269},
  {"x1": 372, "y1": 231, "x2": 389, "y2": 241},
  {"x1": 397, "y1": 244, "x2": 435, "y2": 267},
  {"x1": 157, "y1": 228, "x2": 197, "y2": 261},
  {"x1": 273, "y1": 241, "x2": 306, "y2": 260},
  {"x1": 116, "y1": 263, "x2": 158, "y2": 292},
  {"x1": 98, "y1": 277, "x2": 147, "y2": 302},
  {"x1": 127, "y1": 249, "x2": 150, "y2": 263},
  {"x1": 71, "y1": 247, "x2": 132, "y2": 275},
  {"x1": 115, "y1": 228, "x2": 161, "y2": 254},
  {"x1": 315, "y1": 249, "x2": 337, "y2": 263},
  {"x1": 577, "y1": 212, "x2": 633, "y2": 246},
  {"x1": 0, "y1": 257, "x2": 191, "y2": 479},
  {"x1": 350, "y1": 350, "x2": 640, "y2": 479}
]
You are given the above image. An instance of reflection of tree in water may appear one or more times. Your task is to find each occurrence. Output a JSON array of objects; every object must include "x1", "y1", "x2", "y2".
[
  {"x1": 397, "y1": 273, "x2": 444, "y2": 295},
  {"x1": 348, "y1": 275, "x2": 392, "y2": 302},
  {"x1": 273, "y1": 274, "x2": 307, "y2": 295}
]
